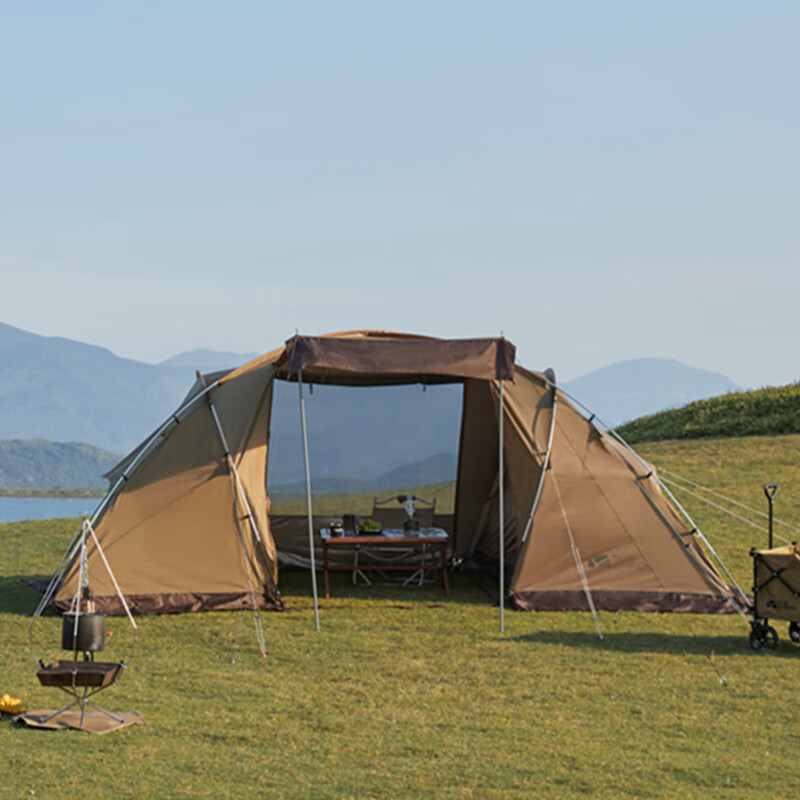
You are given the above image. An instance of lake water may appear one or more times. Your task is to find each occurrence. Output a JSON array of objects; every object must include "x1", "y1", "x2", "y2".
[{"x1": 0, "y1": 497, "x2": 101, "y2": 523}]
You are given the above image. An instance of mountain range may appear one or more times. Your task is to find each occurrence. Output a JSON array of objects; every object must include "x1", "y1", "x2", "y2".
[
  {"x1": 0, "y1": 321, "x2": 742, "y2": 488},
  {"x1": 560, "y1": 358, "x2": 740, "y2": 427}
]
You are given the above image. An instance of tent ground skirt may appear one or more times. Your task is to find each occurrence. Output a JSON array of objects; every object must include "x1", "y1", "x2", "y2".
[
  {"x1": 510, "y1": 589, "x2": 740, "y2": 614},
  {"x1": 55, "y1": 591, "x2": 283, "y2": 616}
]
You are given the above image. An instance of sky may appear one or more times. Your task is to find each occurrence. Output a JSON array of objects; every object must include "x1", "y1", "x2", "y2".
[{"x1": 1, "y1": 2, "x2": 798, "y2": 387}]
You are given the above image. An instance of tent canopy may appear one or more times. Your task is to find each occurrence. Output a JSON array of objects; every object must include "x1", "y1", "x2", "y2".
[
  {"x1": 52, "y1": 330, "x2": 738, "y2": 618},
  {"x1": 225, "y1": 330, "x2": 516, "y2": 386}
]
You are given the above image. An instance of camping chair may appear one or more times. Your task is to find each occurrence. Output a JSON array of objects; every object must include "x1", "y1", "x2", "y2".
[{"x1": 352, "y1": 495, "x2": 438, "y2": 587}]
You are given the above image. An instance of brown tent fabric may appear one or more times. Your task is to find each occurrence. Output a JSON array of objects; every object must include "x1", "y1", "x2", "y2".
[
  {"x1": 225, "y1": 330, "x2": 515, "y2": 385},
  {"x1": 56, "y1": 364, "x2": 278, "y2": 615},
  {"x1": 284, "y1": 331, "x2": 516, "y2": 383},
  {"x1": 498, "y1": 369, "x2": 735, "y2": 612},
  {"x1": 53, "y1": 330, "x2": 737, "y2": 617}
]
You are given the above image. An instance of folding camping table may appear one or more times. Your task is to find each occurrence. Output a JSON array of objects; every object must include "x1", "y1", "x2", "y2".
[{"x1": 320, "y1": 528, "x2": 450, "y2": 599}]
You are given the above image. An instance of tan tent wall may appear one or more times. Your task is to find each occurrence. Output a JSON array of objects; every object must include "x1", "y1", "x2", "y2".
[
  {"x1": 464, "y1": 474, "x2": 518, "y2": 566},
  {"x1": 56, "y1": 365, "x2": 279, "y2": 615},
  {"x1": 455, "y1": 370, "x2": 552, "y2": 569},
  {"x1": 506, "y1": 379, "x2": 735, "y2": 613},
  {"x1": 452, "y1": 379, "x2": 500, "y2": 555}
]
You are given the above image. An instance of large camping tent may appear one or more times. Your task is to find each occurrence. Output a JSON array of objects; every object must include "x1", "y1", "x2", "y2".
[{"x1": 51, "y1": 331, "x2": 739, "y2": 619}]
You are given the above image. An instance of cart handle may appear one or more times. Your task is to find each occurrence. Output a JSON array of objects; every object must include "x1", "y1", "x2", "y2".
[{"x1": 764, "y1": 483, "x2": 778, "y2": 502}]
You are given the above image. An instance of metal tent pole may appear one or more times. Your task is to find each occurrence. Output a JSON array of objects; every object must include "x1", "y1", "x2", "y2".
[
  {"x1": 89, "y1": 380, "x2": 222, "y2": 529},
  {"x1": 498, "y1": 378, "x2": 505, "y2": 633},
  {"x1": 86, "y1": 521, "x2": 137, "y2": 629},
  {"x1": 202, "y1": 380, "x2": 270, "y2": 655},
  {"x1": 298, "y1": 369, "x2": 321, "y2": 632},
  {"x1": 520, "y1": 375, "x2": 558, "y2": 545}
]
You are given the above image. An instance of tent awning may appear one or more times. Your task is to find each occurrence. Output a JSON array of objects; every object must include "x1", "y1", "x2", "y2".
[{"x1": 281, "y1": 331, "x2": 516, "y2": 385}]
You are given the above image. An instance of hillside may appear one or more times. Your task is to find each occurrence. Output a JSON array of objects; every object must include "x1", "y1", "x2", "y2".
[
  {"x1": 634, "y1": 434, "x2": 800, "y2": 574},
  {"x1": 0, "y1": 322, "x2": 463, "y2": 469},
  {"x1": 0, "y1": 322, "x2": 190, "y2": 452},
  {"x1": 270, "y1": 453, "x2": 458, "y2": 497},
  {"x1": 562, "y1": 357, "x2": 740, "y2": 426},
  {"x1": 616, "y1": 382, "x2": 800, "y2": 443},
  {"x1": 0, "y1": 439, "x2": 120, "y2": 489}
]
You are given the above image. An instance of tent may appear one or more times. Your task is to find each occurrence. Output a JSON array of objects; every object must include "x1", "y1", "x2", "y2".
[{"x1": 50, "y1": 330, "x2": 741, "y2": 625}]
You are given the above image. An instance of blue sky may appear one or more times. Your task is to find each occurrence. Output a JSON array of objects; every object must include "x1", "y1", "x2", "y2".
[{"x1": 1, "y1": 2, "x2": 798, "y2": 386}]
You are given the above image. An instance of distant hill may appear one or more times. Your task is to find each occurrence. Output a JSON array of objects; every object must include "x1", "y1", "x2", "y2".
[
  {"x1": 616, "y1": 382, "x2": 800, "y2": 443},
  {"x1": 270, "y1": 452, "x2": 458, "y2": 496},
  {"x1": 0, "y1": 322, "x2": 191, "y2": 452},
  {"x1": 562, "y1": 358, "x2": 740, "y2": 426},
  {"x1": 267, "y1": 379, "x2": 462, "y2": 485},
  {"x1": 0, "y1": 322, "x2": 463, "y2": 482},
  {"x1": 0, "y1": 439, "x2": 120, "y2": 489},
  {"x1": 157, "y1": 349, "x2": 260, "y2": 387},
  {"x1": 0, "y1": 321, "x2": 754, "y2": 479},
  {"x1": 159, "y1": 349, "x2": 260, "y2": 370}
]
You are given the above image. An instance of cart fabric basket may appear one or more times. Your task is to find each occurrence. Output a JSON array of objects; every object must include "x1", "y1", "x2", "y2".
[{"x1": 749, "y1": 544, "x2": 800, "y2": 650}]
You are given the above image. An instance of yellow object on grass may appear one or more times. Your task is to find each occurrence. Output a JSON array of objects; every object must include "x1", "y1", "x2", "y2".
[{"x1": 0, "y1": 693, "x2": 23, "y2": 714}]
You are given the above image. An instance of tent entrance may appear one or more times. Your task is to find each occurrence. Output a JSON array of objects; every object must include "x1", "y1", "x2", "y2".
[{"x1": 266, "y1": 380, "x2": 464, "y2": 579}]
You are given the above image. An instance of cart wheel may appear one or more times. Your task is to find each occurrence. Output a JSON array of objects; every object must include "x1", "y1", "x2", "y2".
[
  {"x1": 749, "y1": 624, "x2": 779, "y2": 652},
  {"x1": 789, "y1": 622, "x2": 800, "y2": 644}
]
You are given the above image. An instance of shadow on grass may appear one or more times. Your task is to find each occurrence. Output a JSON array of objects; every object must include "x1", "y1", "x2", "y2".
[
  {"x1": 509, "y1": 629, "x2": 800, "y2": 658},
  {"x1": 0, "y1": 575, "x2": 51, "y2": 617}
]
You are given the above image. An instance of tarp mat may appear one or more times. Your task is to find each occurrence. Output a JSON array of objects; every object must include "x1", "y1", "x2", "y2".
[{"x1": 15, "y1": 709, "x2": 147, "y2": 734}]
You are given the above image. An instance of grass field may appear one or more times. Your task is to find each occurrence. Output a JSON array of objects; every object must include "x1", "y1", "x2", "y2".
[{"x1": 2, "y1": 435, "x2": 800, "y2": 799}]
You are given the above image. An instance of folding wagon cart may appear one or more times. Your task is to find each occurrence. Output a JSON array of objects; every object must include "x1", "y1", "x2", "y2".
[{"x1": 748, "y1": 484, "x2": 800, "y2": 651}]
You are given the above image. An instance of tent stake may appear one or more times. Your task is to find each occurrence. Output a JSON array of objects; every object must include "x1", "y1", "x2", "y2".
[
  {"x1": 499, "y1": 378, "x2": 505, "y2": 633},
  {"x1": 298, "y1": 370, "x2": 321, "y2": 632}
]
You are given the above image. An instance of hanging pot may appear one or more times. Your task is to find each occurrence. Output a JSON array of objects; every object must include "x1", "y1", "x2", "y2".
[{"x1": 61, "y1": 613, "x2": 106, "y2": 652}]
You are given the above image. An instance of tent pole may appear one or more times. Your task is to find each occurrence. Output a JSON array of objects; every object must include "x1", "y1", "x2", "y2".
[
  {"x1": 498, "y1": 378, "x2": 505, "y2": 633},
  {"x1": 520, "y1": 377, "x2": 558, "y2": 544},
  {"x1": 206, "y1": 397, "x2": 268, "y2": 553},
  {"x1": 204, "y1": 390, "x2": 270, "y2": 655},
  {"x1": 298, "y1": 369, "x2": 321, "y2": 632},
  {"x1": 90, "y1": 380, "x2": 223, "y2": 529},
  {"x1": 86, "y1": 521, "x2": 137, "y2": 629}
]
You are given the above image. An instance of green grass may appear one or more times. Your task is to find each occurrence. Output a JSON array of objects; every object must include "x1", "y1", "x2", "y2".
[
  {"x1": 3, "y1": 436, "x2": 800, "y2": 798},
  {"x1": 616, "y1": 382, "x2": 800, "y2": 443}
]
